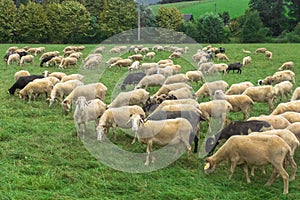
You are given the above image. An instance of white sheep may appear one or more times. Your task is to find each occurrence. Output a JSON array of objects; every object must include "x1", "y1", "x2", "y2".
[
  {"x1": 254, "y1": 47, "x2": 267, "y2": 54},
  {"x1": 198, "y1": 62, "x2": 214, "y2": 72},
  {"x1": 48, "y1": 79, "x2": 84, "y2": 107},
  {"x1": 242, "y1": 56, "x2": 252, "y2": 66},
  {"x1": 163, "y1": 73, "x2": 187, "y2": 85},
  {"x1": 61, "y1": 74, "x2": 84, "y2": 83},
  {"x1": 73, "y1": 96, "x2": 107, "y2": 137},
  {"x1": 153, "y1": 82, "x2": 192, "y2": 97},
  {"x1": 274, "y1": 81, "x2": 293, "y2": 101},
  {"x1": 110, "y1": 59, "x2": 132, "y2": 68},
  {"x1": 108, "y1": 89, "x2": 149, "y2": 108},
  {"x1": 128, "y1": 54, "x2": 143, "y2": 61},
  {"x1": 105, "y1": 57, "x2": 122, "y2": 66},
  {"x1": 215, "y1": 53, "x2": 230, "y2": 62},
  {"x1": 43, "y1": 71, "x2": 67, "y2": 80},
  {"x1": 225, "y1": 81, "x2": 254, "y2": 95},
  {"x1": 291, "y1": 87, "x2": 300, "y2": 101},
  {"x1": 286, "y1": 122, "x2": 300, "y2": 142},
  {"x1": 185, "y1": 70, "x2": 204, "y2": 85},
  {"x1": 14, "y1": 70, "x2": 30, "y2": 81},
  {"x1": 19, "y1": 79, "x2": 53, "y2": 101},
  {"x1": 135, "y1": 74, "x2": 165, "y2": 90},
  {"x1": 7, "y1": 54, "x2": 20, "y2": 65},
  {"x1": 265, "y1": 50, "x2": 273, "y2": 60},
  {"x1": 206, "y1": 63, "x2": 228, "y2": 75},
  {"x1": 46, "y1": 56, "x2": 64, "y2": 67},
  {"x1": 59, "y1": 57, "x2": 78, "y2": 69},
  {"x1": 145, "y1": 52, "x2": 155, "y2": 60},
  {"x1": 279, "y1": 111, "x2": 300, "y2": 123},
  {"x1": 248, "y1": 115, "x2": 291, "y2": 129},
  {"x1": 195, "y1": 80, "x2": 229, "y2": 101},
  {"x1": 278, "y1": 61, "x2": 294, "y2": 71},
  {"x1": 271, "y1": 100, "x2": 300, "y2": 115},
  {"x1": 128, "y1": 61, "x2": 140, "y2": 71},
  {"x1": 168, "y1": 87, "x2": 195, "y2": 99},
  {"x1": 19, "y1": 55, "x2": 34, "y2": 66}
]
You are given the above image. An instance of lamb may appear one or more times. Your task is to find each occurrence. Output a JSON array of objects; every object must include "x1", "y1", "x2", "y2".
[
  {"x1": 205, "y1": 120, "x2": 272, "y2": 156},
  {"x1": 271, "y1": 100, "x2": 300, "y2": 115},
  {"x1": 215, "y1": 53, "x2": 230, "y2": 62},
  {"x1": 130, "y1": 116, "x2": 195, "y2": 165},
  {"x1": 152, "y1": 82, "x2": 192, "y2": 97},
  {"x1": 135, "y1": 74, "x2": 165, "y2": 90},
  {"x1": 185, "y1": 70, "x2": 204, "y2": 85},
  {"x1": 14, "y1": 70, "x2": 30, "y2": 81},
  {"x1": 110, "y1": 59, "x2": 132, "y2": 68},
  {"x1": 226, "y1": 62, "x2": 242, "y2": 74},
  {"x1": 46, "y1": 56, "x2": 64, "y2": 67},
  {"x1": 214, "y1": 90, "x2": 254, "y2": 119},
  {"x1": 199, "y1": 100, "x2": 232, "y2": 130},
  {"x1": 274, "y1": 81, "x2": 293, "y2": 102},
  {"x1": 286, "y1": 122, "x2": 300, "y2": 142},
  {"x1": 254, "y1": 47, "x2": 267, "y2": 54},
  {"x1": 8, "y1": 75, "x2": 44, "y2": 95},
  {"x1": 278, "y1": 61, "x2": 294, "y2": 71},
  {"x1": 59, "y1": 57, "x2": 78, "y2": 69},
  {"x1": 73, "y1": 96, "x2": 107, "y2": 137},
  {"x1": 204, "y1": 134, "x2": 295, "y2": 194},
  {"x1": 279, "y1": 112, "x2": 300, "y2": 123},
  {"x1": 291, "y1": 87, "x2": 300, "y2": 101},
  {"x1": 242, "y1": 56, "x2": 252, "y2": 66},
  {"x1": 108, "y1": 89, "x2": 149, "y2": 108},
  {"x1": 163, "y1": 74, "x2": 187, "y2": 85},
  {"x1": 225, "y1": 81, "x2": 254, "y2": 95},
  {"x1": 248, "y1": 115, "x2": 291, "y2": 129},
  {"x1": 206, "y1": 63, "x2": 228, "y2": 75},
  {"x1": 61, "y1": 74, "x2": 84, "y2": 83},
  {"x1": 19, "y1": 79, "x2": 53, "y2": 101},
  {"x1": 120, "y1": 72, "x2": 146, "y2": 91},
  {"x1": 195, "y1": 80, "x2": 229, "y2": 101},
  {"x1": 19, "y1": 55, "x2": 34, "y2": 66},
  {"x1": 61, "y1": 83, "x2": 107, "y2": 112},
  {"x1": 128, "y1": 61, "x2": 140, "y2": 71},
  {"x1": 265, "y1": 50, "x2": 273, "y2": 60},
  {"x1": 96, "y1": 105, "x2": 145, "y2": 144},
  {"x1": 242, "y1": 85, "x2": 276, "y2": 112},
  {"x1": 128, "y1": 54, "x2": 143, "y2": 61},
  {"x1": 7, "y1": 53, "x2": 20, "y2": 65},
  {"x1": 48, "y1": 79, "x2": 84, "y2": 107}
]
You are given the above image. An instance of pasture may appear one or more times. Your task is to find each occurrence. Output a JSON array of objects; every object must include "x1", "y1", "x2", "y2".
[
  {"x1": 1, "y1": 43, "x2": 300, "y2": 199},
  {"x1": 150, "y1": 0, "x2": 250, "y2": 20}
]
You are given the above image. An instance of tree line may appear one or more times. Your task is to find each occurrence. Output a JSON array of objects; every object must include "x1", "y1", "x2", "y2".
[{"x1": 0, "y1": 0, "x2": 299, "y2": 44}]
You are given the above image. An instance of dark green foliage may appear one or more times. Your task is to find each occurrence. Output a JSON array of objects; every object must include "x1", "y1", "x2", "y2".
[
  {"x1": 139, "y1": 4, "x2": 156, "y2": 27},
  {"x1": 0, "y1": 0, "x2": 17, "y2": 43},
  {"x1": 155, "y1": 6, "x2": 183, "y2": 30}
]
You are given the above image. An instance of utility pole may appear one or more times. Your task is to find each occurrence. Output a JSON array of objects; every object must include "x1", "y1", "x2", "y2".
[
  {"x1": 138, "y1": 4, "x2": 141, "y2": 41},
  {"x1": 214, "y1": 2, "x2": 217, "y2": 14}
]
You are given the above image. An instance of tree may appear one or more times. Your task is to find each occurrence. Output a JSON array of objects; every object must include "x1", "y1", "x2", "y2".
[
  {"x1": 155, "y1": 6, "x2": 183, "y2": 30},
  {"x1": 286, "y1": 0, "x2": 300, "y2": 31},
  {"x1": 98, "y1": 0, "x2": 137, "y2": 40},
  {"x1": 178, "y1": 21, "x2": 199, "y2": 42},
  {"x1": 197, "y1": 13, "x2": 228, "y2": 43},
  {"x1": 238, "y1": 10, "x2": 269, "y2": 43},
  {"x1": 0, "y1": 0, "x2": 17, "y2": 43},
  {"x1": 139, "y1": 4, "x2": 156, "y2": 27},
  {"x1": 15, "y1": 1, "x2": 49, "y2": 43},
  {"x1": 249, "y1": 0, "x2": 287, "y2": 36}
]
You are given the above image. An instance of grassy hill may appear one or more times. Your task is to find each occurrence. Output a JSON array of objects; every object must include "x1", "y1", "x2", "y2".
[{"x1": 151, "y1": 0, "x2": 250, "y2": 21}]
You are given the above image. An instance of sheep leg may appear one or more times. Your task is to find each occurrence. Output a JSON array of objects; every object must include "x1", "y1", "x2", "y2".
[
  {"x1": 131, "y1": 131, "x2": 137, "y2": 144},
  {"x1": 286, "y1": 153, "x2": 297, "y2": 181},
  {"x1": 243, "y1": 164, "x2": 251, "y2": 183},
  {"x1": 250, "y1": 166, "x2": 256, "y2": 177},
  {"x1": 145, "y1": 140, "x2": 152, "y2": 165},
  {"x1": 229, "y1": 161, "x2": 237, "y2": 180}
]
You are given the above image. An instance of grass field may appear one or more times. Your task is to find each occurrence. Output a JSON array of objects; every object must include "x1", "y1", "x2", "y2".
[
  {"x1": 150, "y1": 0, "x2": 250, "y2": 21},
  {"x1": 1, "y1": 42, "x2": 300, "y2": 199}
]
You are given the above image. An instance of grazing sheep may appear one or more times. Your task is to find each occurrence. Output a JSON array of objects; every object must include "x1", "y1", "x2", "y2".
[
  {"x1": 69, "y1": 52, "x2": 83, "y2": 60},
  {"x1": 120, "y1": 72, "x2": 146, "y2": 91},
  {"x1": 274, "y1": 81, "x2": 293, "y2": 102},
  {"x1": 61, "y1": 74, "x2": 84, "y2": 83},
  {"x1": 46, "y1": 56, "x2": 64, "y2": 67},
  {"x1": 168, "y1": 87, "x2": 195, "y2": 99},
  {"x1": 14, "y1": 70, "x2": 30, "y2": 81},
  {"x1": 279, "y1": 112, "x2": 300, "y2": 123},
  {"x1": 48, "y1": 79, "x2": 84, "y2": 107},
  {"x1": 105, "y1": 57, "x2": 122, "y2": 66},
  {"x1": 128, "y1": 54, "x2": 143, "y2": 61},
  {"x1": 185, "y1": 70, "x2": 204, "y2": 85},
  {"x1": 215, "y1": 53, "x2": 230, "y2": 62},
  {"x1": 214, "y1": 90, "x2": 254, "y2": 119},
  {"x1": 242, "y1": 56, "x2": 252, "y2": 66},
  {"x1": 61, "y1": 83, "x2": 107, "y2": 112},
  {"x1": 139, "y1": 62, "x2": 159, "y2": 72},
  {"x1": 163, "y1": 73, "x2": 187, "y2": 85},
  {"x1": 40, "y1": 55, "x2": 55, "y2": 67},
  {"x1": 143, "y1": 94, "x2": 177, "y2": 113},
  {"x1": 242, "y1": 85, "x2": 276, "y2": 112},
  {"x1": 7, "y1": 53, "x2": 20, "y2": 65},
  {"x1": 286, "y1": 122, "x2": 300, "y2": 142},
  {"x1": 109, "y1": 47, "x2": 121, "y2": 54},
  {"x1": 83, "y1": 56, "x2": 101, "y2": 69},
  {"x1": 265, "y1": 50, "x2": 273, "y2": 60},
  {"x1": 19, "y1": 55, "x2": 34, "y2": 66},
  {"x1": 195, "y1": 80, "x2": 229, "y2": 101},
  {"x1": 35, "y1": 76, "x2": 60, "y2": 86},
  {"x1": 8, "y1": 75, "x2": 44, "y2": 95},
  {"x1": 291, "y1": 87, "x2": 300, "y2": 101},
  {"x1": 19, "y1": 79, "x2": 53, "y2": 101},
  {"x1": 145, "y1": 52, "x2": 155, "y2": 60},
  {"x1": 108, "y1": 89, "x2": 149, "y2": 108},
  {"x1": 242, "y1": 49, "x2": 251, "y2": 54},
  {"x1": 169, "y1": 51, "x2": 182, "y2": 59},
  {"x1": 128, "y1": 61, "x2": 140, "y2": 71},
  {"x1": 225, "y1": 81, "x2": 254, "y2": 95},
  {"x1": 278, "y1": 61, "x2": 294, "y2": 71},
  {"x1": 93, "y1": 46, "x2": 105, "y2": 54},
  {"x1": 259, "y1": 70, "x2": 295, "y2": 85},
  {"x1": 205, "y1": 120, "x2": 273, "y2": 156},
  {"x1": 96, "y1": 105, "x2": 145, "y2": 143},
  {"x1": 59, "y1": 57, "x2": 78, "y2": 69},
  {"x1": 73, "y1": 96, "x2": 107, "y2": 137},
  {"x1": 198, "y1": 62, "x2": 214, "y2": 72},
  {"x1": 227, "y1": 62, "x2": 243, "y2": 74},
  {"x1": 254, "y1": 47, "x2": 267, "y2": 54},
  {"x1": 131, "y1": 116, "x2": 194, "y2": 165},
  {"x1": 248, "y1": 115, "x2": 291, "y2": 129},
  {"x1": 43, "y1": 71, "x2": 66, "y2": 80},
  {"x1": 150, "y1": 98, "x2": 200, "y2": 114},
  {"x1": 206, "y1": 63, "x2": 228, "y2": 75},
  {"x1": 271, "y1": 100, "x2": 300, "y2": 115},
  {"x1": 204, "y1": 134, "x2": 295, "y2": 194},
  {"x1": 135, "y1": 74, "x2": 165, "y2": 90},
  {"x1": 40, "y1": 51, "x2": 59, "y2": 60},
  {"x1": 110, "y1": 59, "x2": 132, "y2": 68},
  {"x1": 153, "y1": 82, "x2": 192, "y2": 97}
]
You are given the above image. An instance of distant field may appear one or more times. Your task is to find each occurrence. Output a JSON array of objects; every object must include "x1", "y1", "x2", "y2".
[
  {"x1": 1, "y1": 43, "x2": 300, "y2": 199},
  {"x1": 151, "y1": 0, "x2": 250, "y2": 20}
]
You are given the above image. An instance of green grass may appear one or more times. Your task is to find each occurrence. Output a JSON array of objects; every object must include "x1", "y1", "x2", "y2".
[
  {"x1": 0, "y1": 43, "x2": 300, "y2": 199},
  {"x1": 151, "y1": 0, "x2": 250, "y2": 20}
]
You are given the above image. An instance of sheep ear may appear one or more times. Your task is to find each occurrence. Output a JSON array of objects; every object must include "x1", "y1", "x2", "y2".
[{"x1": 204, "y1": 162, "x2": 210, "y2": 170}]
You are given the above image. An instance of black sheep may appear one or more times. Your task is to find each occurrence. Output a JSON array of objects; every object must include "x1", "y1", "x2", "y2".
[
  {"x1": 8, "y1": 75, "x2": 44, "y2": 95},
  {"x1": 227, "y1": 62, "x2": 243, "y2": 74},
  {"x1": 120, "y1": 72, "x2": 146, "y2": 91},
  {"x1": 40, "y1": 55, "x2": 55, "y2": 67}
]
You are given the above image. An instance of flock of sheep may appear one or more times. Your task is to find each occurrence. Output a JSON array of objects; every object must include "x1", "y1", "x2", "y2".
[{"x1": 6, "y1": 43, "x2": 300, "y2": 194}]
